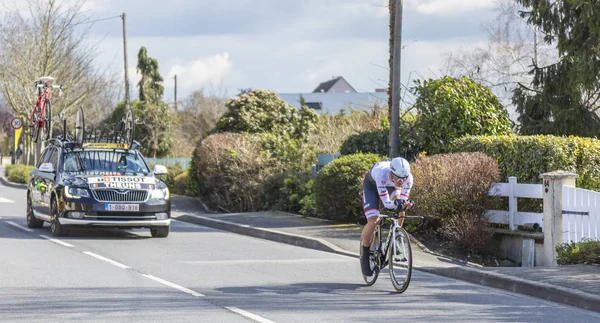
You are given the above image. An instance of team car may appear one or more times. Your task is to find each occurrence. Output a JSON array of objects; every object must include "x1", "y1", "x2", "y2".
[{"x1": 26, "y1": 139, "x2": 171, "y2": 237}]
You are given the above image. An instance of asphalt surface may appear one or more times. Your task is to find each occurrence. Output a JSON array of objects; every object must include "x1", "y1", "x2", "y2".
[{"x1": 1, "y1": 171, "x2": 600, "y2": 322}]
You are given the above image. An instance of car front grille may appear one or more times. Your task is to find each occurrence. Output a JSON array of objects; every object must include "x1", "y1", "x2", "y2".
[
  {"x1": 87, "y1": 212, "x2": 156, "y2": 221},
  {"x1": 92, "y1": 190, "x2": 148, "y2": 202}
]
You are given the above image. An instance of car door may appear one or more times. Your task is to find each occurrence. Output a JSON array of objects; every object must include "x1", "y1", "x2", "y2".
[
  {"x1": 31, "y1": 147, "x2": 53, "y2": 216},
  {"x1": 39, "y1": 147, "x2": 59, "y2": 215}
]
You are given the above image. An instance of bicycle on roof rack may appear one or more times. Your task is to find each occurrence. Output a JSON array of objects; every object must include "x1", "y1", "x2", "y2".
[
  {"x1": 78, "y1": 106, "x2": 136, "y2": 150},
  {"x1": 30, "y1": 76, "x2": 63, "y2": 143},
  {"x1": 53, "y1": 106, "x2": 86, "y2": 146}
]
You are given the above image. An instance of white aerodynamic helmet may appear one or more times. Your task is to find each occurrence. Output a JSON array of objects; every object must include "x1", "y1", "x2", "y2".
[{"x1": 390, "y1": 157, "x2": 411, "y2": 178}]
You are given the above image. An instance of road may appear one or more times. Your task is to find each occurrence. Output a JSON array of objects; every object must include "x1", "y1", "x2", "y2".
[{"x1": 1, "y1": 181, "x2": 599, "y2": 322}]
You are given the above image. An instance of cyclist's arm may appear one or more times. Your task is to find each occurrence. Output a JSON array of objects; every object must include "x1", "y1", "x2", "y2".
[
  {"x1": 378, "y1": 185, "x2": 396, "y2": 210},
  {"x1": 398, "y1": 174, "x2": 414, "y2": 201}
]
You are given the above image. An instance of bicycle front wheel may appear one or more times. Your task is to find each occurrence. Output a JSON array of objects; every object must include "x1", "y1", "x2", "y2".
[
  {"x1": 123, "y1": 107, "x2": 134, "y2": 148},
  {"x1": 389, "y1": 227, "x2": 412, "y2": 293},
  {"x1": 75, "y1": 106, "x2": 85, "y2": 145},
  {"x1": 41, "y1": 100, "x2": 52, "y2": 141}
]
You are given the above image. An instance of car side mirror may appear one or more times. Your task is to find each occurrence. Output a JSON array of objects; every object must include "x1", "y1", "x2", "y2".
[
  {"x1": 153, "y1": 164, "x2": 167, "y2": 175},
  {"x1": 39, "y1": 162, "x2": 55, "y2": 173}
]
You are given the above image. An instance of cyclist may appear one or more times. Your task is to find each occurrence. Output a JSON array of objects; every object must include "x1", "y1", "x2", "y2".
[{"x1": 361, "y1": 157, "x2": 414, "y2": 276}]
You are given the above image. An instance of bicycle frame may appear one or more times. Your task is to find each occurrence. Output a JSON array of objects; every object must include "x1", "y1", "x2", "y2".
[
  {"x1": 374, "y1": 212, "x2": 418, "y2": 269},
  {"x1": 31, "y1": 82, "x2": 52, "y2": 127},
  {"x1": 374, "y1": 215, "x2": 399, "y2": 268}
]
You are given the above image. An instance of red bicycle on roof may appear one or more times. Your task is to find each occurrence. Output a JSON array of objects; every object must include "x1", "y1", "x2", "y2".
[{"x1": 30, "y1": 76, "x2": 62, "y2": 142}]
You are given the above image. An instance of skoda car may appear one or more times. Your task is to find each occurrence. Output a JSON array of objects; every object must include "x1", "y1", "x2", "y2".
[{"x1": 26, "y1": 140, "x2": 171, "y2": 237}]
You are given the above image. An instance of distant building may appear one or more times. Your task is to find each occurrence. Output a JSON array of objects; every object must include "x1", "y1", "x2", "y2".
[{"x1": 279, "y1": 76, "x2": 388, "y2": 115}]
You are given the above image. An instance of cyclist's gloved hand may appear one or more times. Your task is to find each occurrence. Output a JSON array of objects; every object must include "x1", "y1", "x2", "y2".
[{"x1": 393, "y1": 199, "x2": 405, "y2": 211}]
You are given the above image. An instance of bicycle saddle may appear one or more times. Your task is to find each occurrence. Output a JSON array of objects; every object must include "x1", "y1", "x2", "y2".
[{"x1": 37, "y1": 76, "x2": 55, "y2": 83}]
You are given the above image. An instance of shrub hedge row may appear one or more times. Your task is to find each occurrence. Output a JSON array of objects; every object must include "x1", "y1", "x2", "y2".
[{"x1": 451, "y1": 135, "x2": 600, "y2": 190}]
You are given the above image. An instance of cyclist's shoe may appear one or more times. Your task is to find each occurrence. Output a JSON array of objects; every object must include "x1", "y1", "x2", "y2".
[{"x1": 361, "y1": 246, "x2": 373, "y2": 276}]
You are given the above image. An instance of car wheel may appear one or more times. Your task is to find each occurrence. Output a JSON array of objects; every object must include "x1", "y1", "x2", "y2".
[
  {"x1": 50, "y1": 198, "x2": 67, "y2": 237},
  {"x1": 26, "y1": 191, "x2": 44, "y2": 228},
  {"x1": 150, "y1": 226, "x2": 169, "y2": 238}
]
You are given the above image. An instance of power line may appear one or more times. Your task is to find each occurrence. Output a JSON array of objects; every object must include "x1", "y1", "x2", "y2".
[{"x1": 73, "y1": 14, "x2": 122, "y2": 26}]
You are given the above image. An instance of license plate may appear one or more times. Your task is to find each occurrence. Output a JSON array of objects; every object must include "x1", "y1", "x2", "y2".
[{"x1": 104, "y1": 204, "x2": 139, "y2": 211}]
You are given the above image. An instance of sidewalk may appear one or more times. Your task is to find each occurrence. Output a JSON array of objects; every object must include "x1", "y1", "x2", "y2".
[{"x1": 170, "y1": 196, "x2": 600, "y2": 313}]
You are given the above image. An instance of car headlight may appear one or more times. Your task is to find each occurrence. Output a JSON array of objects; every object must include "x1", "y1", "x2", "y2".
[
  {"x1": 150, "y1": 187, "x2": 169, "y2": 200},
  {"x1": 65, "y1": 186, "x2": 90, "y2": 199}
]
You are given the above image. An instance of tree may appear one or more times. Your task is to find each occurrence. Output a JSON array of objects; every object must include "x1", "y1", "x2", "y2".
[
  {"x1": 412, "y1": 76, "x2": 513, "y2": 155},
  {"x1": 215, "y1": 89, "x2": 318, "y2": 141},
  {"x1": 512, "y1": 0, "x2": 600, "y2": 137},
  {"x1": 0, "y1": 0, "x2": 119, "y2": 132},
  {"x1": 137, "y1": 46, "x2": 164, "y2": 103},
  {"x1": 444, "y1": 0, "x2": 557, "y2": 110},
  {"x1": 135, "y1": 46, "x2": 172, "y2": 158},
  {"x1": 173, "y1": 85, "x2": 228, "y2": 156}
]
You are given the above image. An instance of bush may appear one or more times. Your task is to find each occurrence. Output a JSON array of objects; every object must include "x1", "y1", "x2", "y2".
[
  {"x1": 172, "y1": 171, "x2": 188, "y2": 196},
  {"x1": 215, "y1": 89, "x2": 318, "y2": 141},
  {"x1": 451, "y1": 135, "x2": 600, "y2": 191},
  {"x1": 556, "y1": 239, "x2": 600, "y2": 265},
  {"x1": 340, "y1": 113, "x2": 420, "y2": 160},
  {"x1": 160, "y1": 163, "x2": 185, "y2": 191},
  {"x1": 312, "y1": 105, "x2": 387, "y2": 154},
  {"x1": 188, "y1": 132, "x2": 281, "y2": 212},
  {"x1": 257, "y1": 133, "x2": 317, "y2": 172},
  {"x1": 340, "y1": 129, "x2": 389, "y2": 157},
  {"x1": 260, "y1": 172, "x2": 314, "y2": 215},
  {"x1": 314, "y1": 153, "x2": 382, "y2": 222},
  {"x1": 5, "y1": 164, "x2": 33, "y2": 184},
  {"x1": 413, "y1": 76, "x2": 512, "y2": 155},
  {"x1": 410, "y1": 152, "x2": 500, "y2": 253}
]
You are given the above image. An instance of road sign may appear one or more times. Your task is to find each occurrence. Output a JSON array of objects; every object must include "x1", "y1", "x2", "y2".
[{"x1": 10, "y1": 117, "x2": 22, "y2": 130}]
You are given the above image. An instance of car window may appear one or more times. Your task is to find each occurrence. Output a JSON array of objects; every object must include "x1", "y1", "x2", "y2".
[
  {"x1": 47, "y1": 148, "x2": 58, "y2": 170},
  {"x1": 37, "y1": 147, "x2": 52, "y2": 168}
]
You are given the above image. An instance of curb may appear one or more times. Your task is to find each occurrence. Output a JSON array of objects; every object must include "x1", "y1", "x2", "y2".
[
  {"x1": 0, "y1": 176, "x2": 27, "y2": 190},
  {"x1": 173, "y1": 212, "x2": 600, "y2": 313},
  {"x1": 173, "y1": 213, "x2": 357, "y2": 259},
  {"x1": 418, "y1": 265, "x2": 600, "y2": 313}
]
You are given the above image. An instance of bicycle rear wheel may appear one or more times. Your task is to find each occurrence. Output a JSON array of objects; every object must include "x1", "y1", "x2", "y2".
[
  {"x1": 389, "y1": 227, "x2": 412, "y2": 293},
  {"x1": 30, "y1": 106, "x2": 41, "y2": 143},
  {"x1": 360, "y1": 225, "x2": 381, "y2": 286},
  {"x1": 75, "y1": 106, "x2": 85, "y2": 145},
  {"x1": 41, "y1": 100, "x2": 52, "y2": 141},
  {"x1": 122, "y1": 107, "x2": 134, "y2": 148}
]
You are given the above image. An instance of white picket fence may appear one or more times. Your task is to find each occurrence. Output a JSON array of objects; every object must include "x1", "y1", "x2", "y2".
[
  {"x1": 562, "y1": 186, "x2": 600, "y2": 243},
  {"x1": 485, "y1": 177, "x2": 543, "y2": 231}
]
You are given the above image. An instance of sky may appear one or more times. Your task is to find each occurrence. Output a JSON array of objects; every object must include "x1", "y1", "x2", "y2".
[{"x1": 1, "y1": 0, "x2": 500, "y2": 105}]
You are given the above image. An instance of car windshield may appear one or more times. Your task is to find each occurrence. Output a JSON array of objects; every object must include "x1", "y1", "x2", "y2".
[{"x1": 62, "y1": 150, "x2": 150, "y2": 175}]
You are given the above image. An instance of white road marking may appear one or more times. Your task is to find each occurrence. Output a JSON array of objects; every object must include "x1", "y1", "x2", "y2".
[
  {"x1": 225, "y1": 307, "x2": 276, "y2": 323},
  {"x1": 142, "y1": 274, "x2": 205, "y2": 297},
  {"x1": 181, "y1": 258, "x2": 351, "y2": 265},
  {"x1": 0, "y1": 197, "x2": 15, "y2": 203},
  {"x1": 83, "y1": 251, "x2": 130, "y2": 269},
  {"x1": 6, "y1": 221, "x2": 33, "y2": 232},
  {"x1": 40, "y1": 235, "x2": 74, "y2": 247}
]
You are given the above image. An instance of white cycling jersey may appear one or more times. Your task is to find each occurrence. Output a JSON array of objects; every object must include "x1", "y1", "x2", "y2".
[{"x1": 369, "y1": 161, "x2": 413, "y2": 210}]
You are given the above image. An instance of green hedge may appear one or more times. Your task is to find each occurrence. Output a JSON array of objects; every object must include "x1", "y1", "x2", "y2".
[
  {"x1": 259, "y1": 171, "x2": 314, "y2": 215},
  {"x1": 451, "y1": 135, "x2": 600, "y2": 191},
  {"x1": 5, "y1": 164, "x2": 34, "y2": 184},
  {"x1": 340, "y1": 129, "x2": 388, "y2": 156},
  {"x1": 314, "y1": 153, "x2": 382, "y2": 222},
  {"x1": 556, "y1": 239, "x2": 600, "y2": 265}
]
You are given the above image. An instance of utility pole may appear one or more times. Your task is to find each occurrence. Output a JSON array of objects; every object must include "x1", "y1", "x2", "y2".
[
  {"x1": 122, "y1": 12, "x2": 130, "y2": 108},
  {"x1": 174, "y1": 74, "x2": 177, "y2": 110},
  {"x1": 389, "y1": 0, "x2": 403, "y2": 158}
]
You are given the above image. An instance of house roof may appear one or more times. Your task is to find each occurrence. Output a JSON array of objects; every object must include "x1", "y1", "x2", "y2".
[{"x1": 312, "y1": 76, "x2": 356, "y2": 93}]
